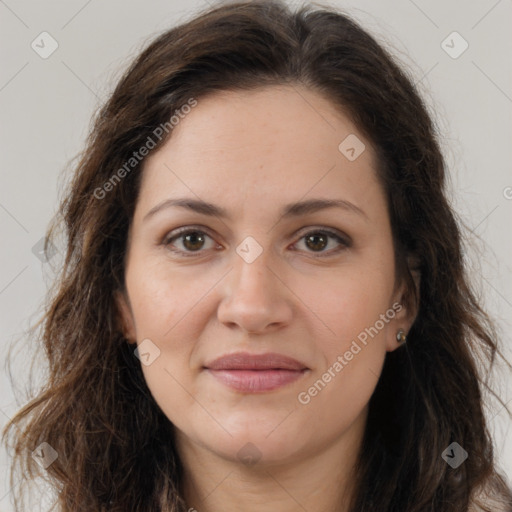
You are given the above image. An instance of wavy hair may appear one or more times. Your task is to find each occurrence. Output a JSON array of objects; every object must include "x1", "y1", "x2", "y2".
[{"x1": 3, "y1": 1, "x2": 512, "y2": 511}]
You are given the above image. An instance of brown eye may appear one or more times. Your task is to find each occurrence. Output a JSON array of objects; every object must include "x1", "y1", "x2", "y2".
[
  {"x1": 304, "y1": 233, "x2": 328, "y2": 252},
  {"x1": 181, "y1": 231, "x2": 206, "y2": 251},
  {"x1": 294, "y1": 229, "x2": 351, "y2": 257},
  {"x1": 163, "y1": 226, "x2": 350, "y2": 258},
  {"x1": 164, "y1": 228, "x2": 217, "y2": 256}
]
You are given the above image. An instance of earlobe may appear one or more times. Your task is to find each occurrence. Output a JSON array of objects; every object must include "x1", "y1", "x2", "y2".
[
  {"x1": 114, "y1": 290, "x2": 137, "y2": 344},
  {"x1": 387, "y1": 267, "x2": 420, "y2": 352},
  {"x1": 395, "y1": 328, "x2": 407, "y2": 345},
  {"x1": 385, "y1": 302, "x2": 412, "y2": 352}
]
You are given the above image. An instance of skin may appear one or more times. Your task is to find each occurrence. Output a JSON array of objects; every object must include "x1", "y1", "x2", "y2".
[{"x1": 117, "y1": 85, "x2": 417, "y2": 512}]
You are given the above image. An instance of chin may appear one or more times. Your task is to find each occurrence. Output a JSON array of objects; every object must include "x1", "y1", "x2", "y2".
[
  {"x1": 212, "y1": 436, "x2": 305, "y2": 468},
  {"x1": 195, "y1": 417, "x2": 308, "y2": 466}
]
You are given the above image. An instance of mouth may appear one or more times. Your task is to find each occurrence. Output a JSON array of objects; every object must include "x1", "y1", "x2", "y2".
[{"x1": 203, "y1": 352, "x2": 309, "y2": 393}]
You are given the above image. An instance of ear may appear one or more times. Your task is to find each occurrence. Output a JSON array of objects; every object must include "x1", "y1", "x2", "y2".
[
  {"x1": 114, "y1": 289, "x2": 137, "y2": 344},
  {"x1": 385, "y1": 256, "x2": 421, "y2": 352}
]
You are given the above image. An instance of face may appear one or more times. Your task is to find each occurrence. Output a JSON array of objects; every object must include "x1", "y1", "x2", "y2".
[{"x1": 117, "y1": 85, "x2": 415, "y2": 468}]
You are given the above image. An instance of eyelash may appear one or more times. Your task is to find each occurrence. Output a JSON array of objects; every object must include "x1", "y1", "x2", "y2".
[{"x1": 162, "y1": 226, "x2": 351, "y2": 258}]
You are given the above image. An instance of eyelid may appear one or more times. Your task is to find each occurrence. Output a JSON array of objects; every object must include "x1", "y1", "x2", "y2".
[
  {"x1": 162, "y1": 225, "x2": 352, "y2": 257},
  {"x1": 162, "y1": 224, "x2": 215, "y2": 244},
  {"x1": 294, "y1": 226, "x2": 352, "y2": 247}
]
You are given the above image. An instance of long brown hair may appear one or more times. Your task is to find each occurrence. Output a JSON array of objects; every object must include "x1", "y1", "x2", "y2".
[{"x1": 3, "y1": 1, "x2": 512, "y2": 511}]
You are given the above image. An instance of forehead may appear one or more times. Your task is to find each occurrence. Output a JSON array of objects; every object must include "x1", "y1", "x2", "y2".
[
  {"x1": 155, "y1": 84, "x2": 371, "y2": 164},
  {"x1": 135, "y1": 85, "x2": 383, "y2": 223}
]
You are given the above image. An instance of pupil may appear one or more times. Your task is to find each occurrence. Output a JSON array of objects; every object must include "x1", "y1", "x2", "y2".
[
  {"x1": 306, "y1": 233, "x2": 327, "y2": 251},
  {"x1": 181, "y1": 232, "x2": 328, "y2": 252},
  {"x1": 184, "y1": 232, "x2": 204, "y2": 251}
]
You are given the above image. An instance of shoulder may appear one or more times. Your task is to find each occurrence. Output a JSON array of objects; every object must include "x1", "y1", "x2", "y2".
[
  {"x1": 469, "y1": 497, "x2": 512, "y2": 512},
  {"x1": 469, "y1": 474, "x2": 512, "y2": 512}
]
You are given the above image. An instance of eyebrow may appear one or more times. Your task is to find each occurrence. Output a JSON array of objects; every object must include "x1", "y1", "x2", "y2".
[{"x1": 143, "y1": 197, "x2": 368, "y2": 222}]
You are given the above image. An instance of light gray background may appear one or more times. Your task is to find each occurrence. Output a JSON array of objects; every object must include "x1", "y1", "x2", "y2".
[{"x1": 1, "y1": 0, "x2": 511, "y2": 509}]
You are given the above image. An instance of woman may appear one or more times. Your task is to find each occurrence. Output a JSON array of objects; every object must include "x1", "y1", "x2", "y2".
[{"x1": 3, "y1": 1, "x2": 511, "y2": 511}]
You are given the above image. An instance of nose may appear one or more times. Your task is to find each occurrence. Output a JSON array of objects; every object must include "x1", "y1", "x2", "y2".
[{"x1": 217, "y1": 246, "x2": 293, "y2": 334}]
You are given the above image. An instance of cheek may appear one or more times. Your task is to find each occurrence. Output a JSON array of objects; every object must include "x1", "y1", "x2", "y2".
[
  {"x1": 296, "y1": 259, "x2": 396, "y2": 350},
  {"x1": 125, "y1": 253, "x2": 216, "y2": 338},
  {"x1": 294, "y1": 272, "x2": 392, "y2": 435},
  {"x1": 124, "y1": 257, "x2": 217, "y2": 419},
  {"x1": 293, "y1": 256, "x2": 394, "y2": 416}
]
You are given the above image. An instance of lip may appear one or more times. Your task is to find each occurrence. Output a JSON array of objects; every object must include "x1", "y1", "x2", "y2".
[
  {"x1": 205, "y1": 352, "x2": 308, "y2": 371},
  {"x1": 204, "y1": 352, "x2": 309, "y2": 393}
]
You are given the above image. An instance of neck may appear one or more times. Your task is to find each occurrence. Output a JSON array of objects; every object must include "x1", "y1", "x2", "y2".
[{"x1": 176, "y1": 409, "x2": 367, "y2": 512}]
